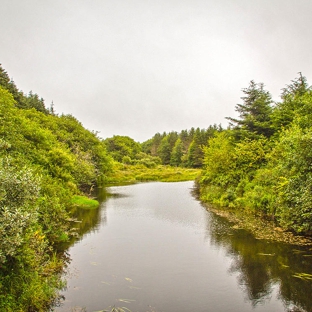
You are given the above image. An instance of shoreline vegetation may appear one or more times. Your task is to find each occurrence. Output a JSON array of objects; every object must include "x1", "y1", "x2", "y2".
[
  {"x1": 198, "y1": 77, "x2": 312, "y2": 239},
  {"x1": 192, "y1": 182, "x2": 312, "y2": 246},
  {"x1": 201, "y1": 201, "x2": 312, "y2": 246},
  {"x1": 70, "y1": 195, "x2": 100, "y2": 210},
  {"x1": 105, "y1": 162, "x2": 201, "y2": 184},
  {"x1": 1, "y1": 63, "x2": 312, "y2": 311}
]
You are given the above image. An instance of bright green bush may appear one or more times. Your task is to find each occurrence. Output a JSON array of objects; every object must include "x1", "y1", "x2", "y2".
[{"x1": 271, "y1": 124, "x2": 312, "y2": 233}]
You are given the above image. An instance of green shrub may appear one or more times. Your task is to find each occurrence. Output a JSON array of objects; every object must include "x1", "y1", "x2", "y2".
[{"x1": 71, "y1": 195, "x2": 100, "y2": 209}]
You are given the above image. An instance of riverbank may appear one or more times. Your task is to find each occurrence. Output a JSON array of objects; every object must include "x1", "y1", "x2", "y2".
[
  {"x1": 204, "y1": 204, "x2": 312, "y2": 246},
  {"x1": 191, "y1": 182, "x2": 312, "y2": 246},
  {"x1": 105, "y1": 163, "x2": 201, "y2": 184}
]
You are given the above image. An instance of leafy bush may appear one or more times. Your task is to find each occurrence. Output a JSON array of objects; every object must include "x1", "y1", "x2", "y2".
[
  {"x1": 271, "y1": 124, "x2": 312, "y2": 233},
  {"x1": 0, "y1": 161, "x2": 40, "y2": 263}
]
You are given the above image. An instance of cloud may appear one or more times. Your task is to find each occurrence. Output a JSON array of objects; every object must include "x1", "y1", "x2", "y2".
[{"x1": 1, "y1": 0, "x2": 312, "y2": 142}]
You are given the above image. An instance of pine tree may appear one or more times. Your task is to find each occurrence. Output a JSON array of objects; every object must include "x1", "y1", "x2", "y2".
[
  {"x1": 187, "y1": 128, "x2": 206, "y2": 167},
  {"x1": 227, "y1": 81, "x2": 274, "y2": 139},
  {"x1": 281, "y1": 72, "x2": 309, "y2": 100},
  {"x1": 170, "y1": 138, "x2": 183, "y2": 166},
  {"x1": 157, "y1": 136, "x2": 171, "y2": 165},
  {"x1": 272, "y1": 73, "x2": 311, "y2": 130}
]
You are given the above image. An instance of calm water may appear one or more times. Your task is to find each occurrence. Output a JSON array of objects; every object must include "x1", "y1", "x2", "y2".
[{"x1": 56, "y1": 181, "x2": 312, "y2": 312}]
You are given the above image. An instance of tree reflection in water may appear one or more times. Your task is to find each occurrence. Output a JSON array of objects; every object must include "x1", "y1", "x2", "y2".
[{"x1": 206, "y1": 212, "x2": 312, "y2": 312}]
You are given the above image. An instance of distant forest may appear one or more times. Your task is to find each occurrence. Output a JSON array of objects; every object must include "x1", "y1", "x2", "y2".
[{"x1": 104, "y1": 124, "x2": 222, "y2": 168}]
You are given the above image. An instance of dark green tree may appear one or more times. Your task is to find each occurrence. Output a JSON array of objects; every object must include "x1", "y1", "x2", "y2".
[
  {"x1": 187, "y1": 127, "x2": 216, "y2": 168},
  {"x1": 179, "y1": 129, "x2": 191, "y2": 153},
  {"x1": 272, "y1": 73, "x2": 311, "y2": 130},
  {"x1": 167, "y1": 131, "x2": 178, "y2": 148},
  {"x1": 157, "y1": 136, "x2": 171, "y2": 165},
  {"x1": 25, "y1": 91, "x2": 49, "y2": 114},
  {"x1": 281, "y1": 72, "x2": 309, "y2": 100},
  {"x1": 142, "y1": 132, "x2": 165, "y2": 156},
  {"x1": 0, "y1": 64, "x2": 48, "y2": 113},
  {"x1": 227, "y1": 81, "x2": 274, "y2": 139},
  {"x1": 170, "y1": 138, "x2": 183, "y2": 166}
]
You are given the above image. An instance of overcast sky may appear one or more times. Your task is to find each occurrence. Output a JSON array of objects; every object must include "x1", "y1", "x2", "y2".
[{"x1": 1, "y1": 0, "x2": 312, "y2": 142}]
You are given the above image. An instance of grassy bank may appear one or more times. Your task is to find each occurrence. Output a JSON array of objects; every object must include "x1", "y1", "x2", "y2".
[
  {"x1": 105, "y1": 162, "x2": 201, "y2": 185},
  {"x1": 70, "y1": 195, "x2": 100, "y2": 209}
]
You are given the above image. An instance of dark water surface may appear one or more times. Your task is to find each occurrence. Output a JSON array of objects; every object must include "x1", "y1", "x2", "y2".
[{"x1": 56, "y1": 181, "x2": 312, "y2": 312}]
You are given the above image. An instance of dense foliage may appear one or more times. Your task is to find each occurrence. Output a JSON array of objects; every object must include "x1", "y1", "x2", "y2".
[
  {"x1": 103, "y1": 135, "x2": 201, "y2": 183},
  {"x1": 104, "y1": 126, "x2": 223, "y2": 173},
  {"x1": 200, "y1": 76, "x2": 312, "y2": 235},
  {"x1": 0, "y1": 64, "x2": 112, "y2": 311},
  {"x1": 141, "y1": 125, "x2": 222, "y2": 168}
]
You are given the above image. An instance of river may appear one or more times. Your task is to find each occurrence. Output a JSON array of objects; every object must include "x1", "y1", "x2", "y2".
[{"x1": 55, "y1": 181, "x2": 312, "y2": 312}]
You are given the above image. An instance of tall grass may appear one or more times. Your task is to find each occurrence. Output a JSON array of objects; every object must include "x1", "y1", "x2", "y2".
[
  {"x1": 106, "y1": 163, "x2": 200, "y2": 185},
  {"x1": 70, "y1": 195, "x2": 100, "y2": 209}
]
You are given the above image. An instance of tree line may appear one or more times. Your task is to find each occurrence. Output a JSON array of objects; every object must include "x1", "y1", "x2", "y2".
[
  {"x1": 199, "y1": 74, "x2": 312, "y2": 236},
  {"x1": 104, "y1": 125, "x2": 222, "y2": 168}
]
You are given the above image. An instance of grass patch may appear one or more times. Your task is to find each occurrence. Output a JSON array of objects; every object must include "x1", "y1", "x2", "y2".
[
  {"x1": 70, "y1": 195, "x2": 100, "y2": 209},
  {"x1": 106, "y1": 163, "x2": 201, "y2": 184}
]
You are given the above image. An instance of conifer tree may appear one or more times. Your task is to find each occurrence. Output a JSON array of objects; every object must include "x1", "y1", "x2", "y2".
[
  {"x1": 272, "y1": 73, "x2": 311, "y2": 130},
  {"x1": 157, "y1": 136, "x2": 171, "y2": 165},
  {"x1": 227, "y1": 81, "x2": 274, "y2": 139},
  {"x1": 170, "y1": 138, "x2": 183, "y2": 166}
]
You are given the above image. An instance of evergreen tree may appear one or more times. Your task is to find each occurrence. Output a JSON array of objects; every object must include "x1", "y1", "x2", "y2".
[
  {"x1": 25, "y1": 91, "x2": 49, "y2": 114},
  {"x1": 157, "y1": 136, "x2": 171, "y2": 165},
  {"x1": 0, "y1": 64, "x2": 26, "y2": 108},
  {"x1": 170, "y1": 138, "x2": 183, "y2": 166},
  {"x1": 227, "y1": 81, "x2": 274, "y2": 139},
  {"x1": 281, "y1": 72, "x2": 309, "y2": 100},
  {"x1": 149, "y1": 132, "x2": 164, "y2": 156},
  {"x1": 272, "y1": 73, "x2": 311, "y2": 130},
  {"x1": 167, "y1": 131, "x2": 179, "y2": 148},
  {"x1": 0, "y1": 64, "x2": 49, "y2": 113},
  {"x1": 187, "y1": 128, "x2": 206, "y2": 167},
  {"x1": 180, "y1": 129, "x2": 193, "y2": 154}
]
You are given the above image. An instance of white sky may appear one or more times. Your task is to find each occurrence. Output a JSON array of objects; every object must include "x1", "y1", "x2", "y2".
[{"x1": 1, "y1": 0, "x2": 312, "y2": 142}]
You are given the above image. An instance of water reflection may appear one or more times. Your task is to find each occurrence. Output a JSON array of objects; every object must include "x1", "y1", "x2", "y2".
[
  {"x1": 207, "y1": 212, "x2": 312, "y2": 312},
  {"x1": 67, "y1": 186, "x2": 132, "y2": 244},
  {"x1": 57, "y1": 182, "x2": 312, "y2": 312},
  {"x1": 58, "y1": 193, "x2": 108, "y2": 252}
]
